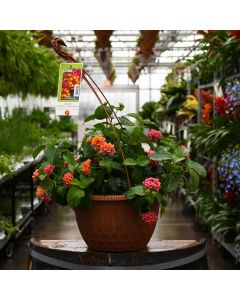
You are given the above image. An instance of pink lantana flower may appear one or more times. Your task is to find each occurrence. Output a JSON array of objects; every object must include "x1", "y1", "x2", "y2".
[
  {"x1": 143, "y1": 177, "x2": 161, "y2": 191},
  {"x1": 147, "y1": 149, "x2": 158, "y2": 167},
  {"x1": 141, "y1": 212, "x2": 158, "y2": 225},
  {"x1": 146, "y1": 129, "x2": 162, "y2": 142},
  {"x1": 43, "y1": 164, "x2": 55, "y2": 175}
]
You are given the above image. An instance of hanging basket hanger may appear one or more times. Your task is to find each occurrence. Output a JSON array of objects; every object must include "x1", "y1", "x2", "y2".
[{"x1": 51, "y1": 38, "x2": 131, "y2": 188}]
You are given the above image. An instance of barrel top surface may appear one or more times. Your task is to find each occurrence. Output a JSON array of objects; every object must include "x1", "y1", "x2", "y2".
[
  {"x1": 29, "y1": 238, "x2": 207, "y2": 269},
  {"x1": 30, "y1": 238, "x2": 205, "y2": 253}
]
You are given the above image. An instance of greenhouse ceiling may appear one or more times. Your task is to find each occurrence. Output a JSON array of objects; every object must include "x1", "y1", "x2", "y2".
[{"x1": 53, "y1": 30, "x2": 202, "y2": 75}]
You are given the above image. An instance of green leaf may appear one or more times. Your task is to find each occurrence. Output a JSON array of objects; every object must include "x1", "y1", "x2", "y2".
[
  {"x1": 79, "y1": 174, "x2": 95, "y2": 189},
  {"x1": 127, "y1": 113, "x2": 144, "y2": 124},
  {"x1": 32, "y1": 144, "x2": 45, "y2": 159},
  {"x1": 151, "y1": 148, "x2": 172, "y2": 161},
  {"x1": 54, "y1": 186, "x2": 68, "y2": 206},
  {"x1": 99, "y1": 159, "x2": 113, "y2": 172},
  {"x1": 45, "y1": 147, "x2": 56, "y2": 163},
  {"x1": 132, "y1": 167, "x2": 145, "y2": 184},
  {"x1": 143, "y1": 120, "x2": 159, "y2": 130},
  {"x1": 162, "y1": 173, "x2": 182, "y2": 193},
  {"x1": 172, "y1": 155, "x2": 186, "y2": 163},
  {"x1": 112, "y1": 162, "x2": 125, "y2": 173},
  {"x1": 63, "y1": 153, "x2": 75, "y2": 165},
  {"x1": 119, "y1": 116, "x2": 134, "y2": 126},
  {"x1": 82, "y1": 142, "x2": 96, "y2": 157},
  {"x1": 68, "y1": 164, "x2": 75, "y2": 173},
  {"x1": 107, "y1": 177, "x2": 120, "y2": 193},
  {"x1": 84, "y1": 114, "x2": 96, "y2": 123},
  {"x1": 175, "y1": 146, "x2": 189, "y2": 157},
  {"x1": 40, "y1": 177, "x2": 55, "y2": 192},
  {"x1": 94, "y1": 123, "x2": 105, "y2": 131},
  {"x1": 126, "y1": 185, "x2": 145, "y2": 199},
  {"x1": 39, "y1": 174, "x2": 47, "y2": 181},
  {"x1": 123, "y1": 158, "x2": 137, "y2": 166},
  {"x1": 125, "y1": 125, "x2": 142, "y2": 145},
  {"x1": 67, "y1": 187, "x2": 85, "y2": 209},
  {"x1": 70, "y1": 178, "x2": 81, "y2": 187},
  {"x1": 137, "y1": 155, "x2": 150, "y2": 166},
  {"x1": 186, "y1": 159, "x2": 207, "y2": 177},
  {"x1": 58, "y1": 139, "x2": 73, "y2": 149},
  {"x1": 188, "y1": 169, "x2": 200, "y2": 189},
  {"x1": 94, "y1": 105, "x2": 112, "y2": 120}
]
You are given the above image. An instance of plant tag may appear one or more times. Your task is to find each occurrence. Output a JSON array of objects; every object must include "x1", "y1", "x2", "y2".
[{"x1": 56, "y1": 63, "x2": 83, "y2": 116}]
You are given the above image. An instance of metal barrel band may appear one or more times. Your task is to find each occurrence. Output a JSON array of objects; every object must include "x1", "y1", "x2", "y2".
[{"x1": 29, "y1": 245, "x2": 207, "y2": 270}]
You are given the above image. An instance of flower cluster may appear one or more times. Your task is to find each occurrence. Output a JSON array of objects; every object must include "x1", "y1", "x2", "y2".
[
  {"x1": 143, "y1": 177, "x2": 161, "y2": 191},
  {"x1": 217, "y1": 147, "x2": 240, "y2": 200},
  {"x1": 228, "y1": 30, "x2": 240, "y2": 37},
  {"x1": 88, "y1": 135, "x2": 116, "y2": 156},
  {"x1": 63, "y1": 171, "x2": 74, "y2": 187},
  {"x1": 147, "y1": 149, "x2": 158, "y2": 167},
  {"x1": 32, "y1": 169, "x2": 39, "y2": 183},
  {"x1": 82, "y1": 159, "x2": 92, "y2": 176},
  {"x1": 219, "y1": 81, "x2": 240, "y2": 119},
  {"x1": 43, "y1": 164, "x2": 55, "y2": 175},
  {"x1": 90, "y1": 135, "x2": 106, "y2": 150},
  {"x1": 36, "y1": 186, "x2": 51, "y2": 203},
  {"x1": 146, "y1": 129, "x2": 162, "y2": 142},
  {"x1": 141, "y1": 212, "x2": 158, "y2": 225},
  {"x1": 100, "y1": 142, "x2": 116, "y2": 155}
]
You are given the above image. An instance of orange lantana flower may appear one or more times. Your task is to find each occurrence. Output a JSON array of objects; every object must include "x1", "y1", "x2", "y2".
[
  {"x1": 100, "y1": 142, "x2": 116, "y2": 156},
  {"x1": 86, "y1": 136, "x2": 93, "y2": 143},
  {"x1": 36, "y1": 186, "x2": 45, "y2": 199},
  {"x1": 91, "y1": 135, "x2": 106, "y2": 151},
  {"x1": 82, "y1": 159, "x2": 92, "y2": 176}
]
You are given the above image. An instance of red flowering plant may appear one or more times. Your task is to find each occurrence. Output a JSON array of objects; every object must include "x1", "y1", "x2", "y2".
[{"x1": 33, "y1": 104, "x2": 206, "y2": 224}]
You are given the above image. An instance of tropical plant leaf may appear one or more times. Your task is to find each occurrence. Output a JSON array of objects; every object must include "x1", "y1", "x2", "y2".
[{"x1": 186, "y1": 159, "x2": 207, "y2": 177}]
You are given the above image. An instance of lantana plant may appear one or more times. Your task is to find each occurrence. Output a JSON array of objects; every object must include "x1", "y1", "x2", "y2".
[{"x1": 33, "y1": 104, "x2": 206, "y2": 225}]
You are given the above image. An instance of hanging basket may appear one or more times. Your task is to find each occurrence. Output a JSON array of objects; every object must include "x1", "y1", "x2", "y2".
[{"x1": 51, "y1": 38, "x2": 158, "y2": 252}]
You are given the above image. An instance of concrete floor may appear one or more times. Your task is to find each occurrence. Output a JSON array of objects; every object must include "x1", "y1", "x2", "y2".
[{"x1": 0, "y1": 199, "x2": 239, "y2": 270}]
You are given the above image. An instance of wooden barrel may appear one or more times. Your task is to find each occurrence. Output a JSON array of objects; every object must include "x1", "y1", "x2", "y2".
[{"x1": 28, "y1": 238, "x2": 208, "y2": 270}]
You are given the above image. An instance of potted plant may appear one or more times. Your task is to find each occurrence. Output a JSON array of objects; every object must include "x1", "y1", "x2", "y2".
[{"x1": 33, "y1": 103, "x2": 206, "y2": 252}]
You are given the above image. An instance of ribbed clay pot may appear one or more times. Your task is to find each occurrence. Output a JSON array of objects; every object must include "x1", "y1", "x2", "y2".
[{"x1": 74, "y1": 195, "x2": 159, "y2": 252}]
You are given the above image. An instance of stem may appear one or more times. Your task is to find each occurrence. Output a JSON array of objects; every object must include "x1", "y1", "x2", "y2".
[{"x1": 83, "y1": 70, "x2": 124, "y2": 130}]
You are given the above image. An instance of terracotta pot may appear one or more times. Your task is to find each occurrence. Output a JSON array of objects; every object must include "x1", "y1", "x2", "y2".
[{"x1": 74, "y1": 195, "x2": 159, "y2": 252}]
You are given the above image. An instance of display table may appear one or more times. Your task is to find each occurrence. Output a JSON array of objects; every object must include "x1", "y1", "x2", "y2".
[{"x1": 28, "y1": 238, "x2": 208, "y2": 270}]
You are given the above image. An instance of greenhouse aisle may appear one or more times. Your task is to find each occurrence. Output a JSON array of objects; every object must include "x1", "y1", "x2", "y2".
[{"x1": 0, "y1": 200, "x2": 239, "y2": 270}]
